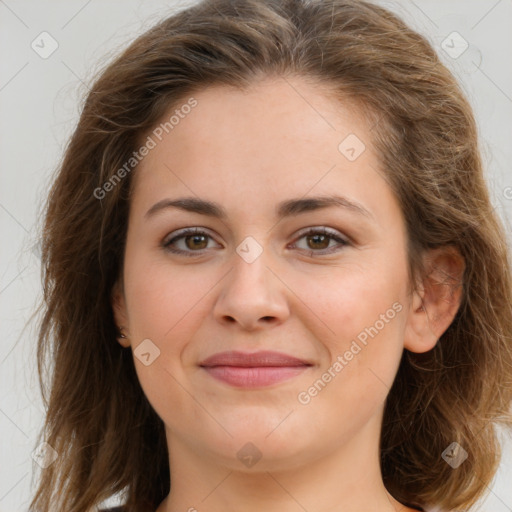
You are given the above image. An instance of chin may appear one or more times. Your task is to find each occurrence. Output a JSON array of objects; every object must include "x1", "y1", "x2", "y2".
[{"x1": 198, "y1": 419, "x2": 318, "y2": 469}]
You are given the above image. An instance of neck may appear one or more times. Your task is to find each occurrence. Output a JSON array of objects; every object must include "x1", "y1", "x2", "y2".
[{"x1": 157, "y1": 408, "x2": 418, "y2": 512}]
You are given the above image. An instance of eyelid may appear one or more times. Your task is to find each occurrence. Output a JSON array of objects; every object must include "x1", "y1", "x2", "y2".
[
  {"x1": 288, "y1": 226, "x2": 350, "y2": 254},
  {"x1": 292, "y1": 225, "x2": 349, "y2": 243},
  {"x1": 162, "y1": 226, "x2": 216, "y2": 244}
]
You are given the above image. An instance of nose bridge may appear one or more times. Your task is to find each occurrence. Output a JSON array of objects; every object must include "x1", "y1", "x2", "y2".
[
  {"x1": 232, "y1": 238, "x2": 271, "y2": 293},
  {"x1": 213, "y1": 235, "x2": 289, "y2": 329}
]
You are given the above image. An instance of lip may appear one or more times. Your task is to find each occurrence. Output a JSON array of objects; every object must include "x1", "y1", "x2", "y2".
[{"x1": 199, "y1": 350, "x2": 312, "y2": 388}]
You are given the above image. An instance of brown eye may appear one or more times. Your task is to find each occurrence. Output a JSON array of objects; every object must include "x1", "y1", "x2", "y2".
[
  {"x1": 306, "y1": 233, "x2": 331, "y2": 250},
  {"x1": 184, "y1": 234, "x2": 208, "y2": 250},
  {"x1": 163, "y1": 228, "x2": 220, "y2": 257},
  {"x1": 291, "y1": 227, "x2": 349, "y2": 256}
]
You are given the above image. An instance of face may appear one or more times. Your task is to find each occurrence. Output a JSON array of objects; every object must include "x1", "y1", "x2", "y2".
[{"x1": 113, "y1": 76, "x2": 430, "y2": 472}]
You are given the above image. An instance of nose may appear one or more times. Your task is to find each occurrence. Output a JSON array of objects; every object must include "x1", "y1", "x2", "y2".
[{"x1": 213, "y1": 246, "x2": 290, "y2": 331}]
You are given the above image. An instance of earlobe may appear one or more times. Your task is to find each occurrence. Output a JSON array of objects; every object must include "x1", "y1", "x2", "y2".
[
  {"x1": 111, "y1": 280, "x2": 131, "y2": 347},
  {"x1": 404, "y1": 246, "x2": 465, "y2": 354}
]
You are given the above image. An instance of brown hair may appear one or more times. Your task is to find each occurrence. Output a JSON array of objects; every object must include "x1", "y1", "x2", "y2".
[{"x1": 31, "y1": 0, "x2": 512, "y2": 511}]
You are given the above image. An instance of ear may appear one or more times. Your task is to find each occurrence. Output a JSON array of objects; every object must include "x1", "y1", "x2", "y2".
[
  {"x1": 404, "y1": 245, "x2": 465, "y2": 353},
  {"x1": 111, "y1": 279, "x2": 130, "y2": 348}
]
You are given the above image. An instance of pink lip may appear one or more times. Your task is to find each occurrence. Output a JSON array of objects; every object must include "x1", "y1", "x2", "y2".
[{"x1": 199, "y1": 350, "x2": 312, "y2": 388}]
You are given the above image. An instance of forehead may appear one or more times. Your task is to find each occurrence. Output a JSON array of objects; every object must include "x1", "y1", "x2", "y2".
[{"x1": 129, "y1": 76, "x2": 390, "y2": 220}]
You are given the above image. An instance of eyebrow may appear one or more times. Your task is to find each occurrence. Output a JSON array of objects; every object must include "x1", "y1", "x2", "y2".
[{"x1": 145, "y1": 195, "x2": 374, "y2": 221}]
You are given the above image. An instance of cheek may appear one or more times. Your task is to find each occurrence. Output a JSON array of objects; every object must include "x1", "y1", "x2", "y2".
[
  {"x1": 294, "y1": 253, "x2": 409, "y2": 396},
  {"x1": 125, "y1": 251, "x2": 210, "y2": 342},
  {"x1": 295, "y1": 269, "x2": 406, "y2": 433},
  {"x1": 123, "y1": 256, "x2": 210, "y2": 424},
  {"x1": 293, "y1": 256, "x2": 407, "y2": 343}
]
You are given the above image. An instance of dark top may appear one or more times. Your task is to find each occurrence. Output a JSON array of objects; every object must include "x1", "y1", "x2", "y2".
[
  {"x1": 100, "y1": 506, "x2": 426, "y2": 511},
  {"x1": 99, "y1": 506, "x2": 426, "y2": 511},
  {"x1": 100, "y1": 504, "x2": 426, "y2": 511},
  {"x1": 101, "y1": 505, "x2": 425, "y2": 512}
]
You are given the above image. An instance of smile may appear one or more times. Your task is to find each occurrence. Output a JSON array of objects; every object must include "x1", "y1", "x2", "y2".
[{"x1": 199, "y1": 350, "x2": 313, "y2": 388}]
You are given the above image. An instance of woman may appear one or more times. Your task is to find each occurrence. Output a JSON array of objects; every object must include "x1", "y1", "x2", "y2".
[{"x1": 30, "y1": 0, "x2": 512, "y2": 511}]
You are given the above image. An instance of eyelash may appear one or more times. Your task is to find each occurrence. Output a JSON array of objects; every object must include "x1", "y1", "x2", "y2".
[{"x1": 162, "y1": 227, "x2": 350, "y2": 257}]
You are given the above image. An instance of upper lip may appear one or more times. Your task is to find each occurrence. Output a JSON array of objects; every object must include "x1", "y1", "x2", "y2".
[{"x1": 199, "y1": 350, "x2": 312, "y2": 368}]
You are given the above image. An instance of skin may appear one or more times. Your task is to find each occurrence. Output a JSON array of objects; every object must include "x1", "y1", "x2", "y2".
[{"x1": 112, "y1": 76, "x2": 464, "y2": 512}]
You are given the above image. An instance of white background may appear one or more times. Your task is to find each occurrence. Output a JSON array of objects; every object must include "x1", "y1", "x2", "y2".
[{"x1": 0, "y1": 1, "x2": 511, "y2": 511}]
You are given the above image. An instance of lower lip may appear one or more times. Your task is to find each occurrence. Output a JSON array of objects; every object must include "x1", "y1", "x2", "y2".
[{"x1": 202, "y1": 366, "x2": 309, "y2": 388}]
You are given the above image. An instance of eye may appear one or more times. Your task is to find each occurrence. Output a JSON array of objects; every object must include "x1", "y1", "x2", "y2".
[
  {"x1": 162, "y1": 228, "x2": 220, "y2": 257},
  {"x1": 289, "y1": 227, "x2": 349, "y2": 256},
  {"x1": 162, "y1": 226, "x2": 350, "y2": 258}
]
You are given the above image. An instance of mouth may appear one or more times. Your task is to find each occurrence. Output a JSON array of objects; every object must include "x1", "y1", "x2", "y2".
[{"x1": 199, "y1": 350, "x2": 313, "y2": 388}]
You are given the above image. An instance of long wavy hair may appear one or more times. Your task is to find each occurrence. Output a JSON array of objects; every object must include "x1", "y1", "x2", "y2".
[{"x1": 30, "y1": 0, "x2": 512, "y2": 511}]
